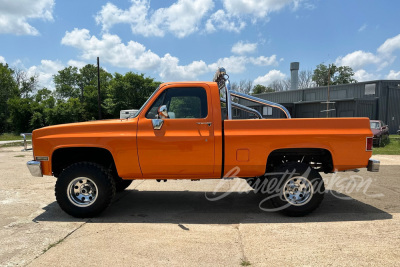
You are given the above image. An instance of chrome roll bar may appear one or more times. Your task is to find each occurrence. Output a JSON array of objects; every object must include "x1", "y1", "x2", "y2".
[
  {"x1": 229, "y1": 90, "x2": 291, "y2": 119},
  {"x1": 220, "y1": 98, "x2": 262, "y2": 119},
  {"x1": 213, "y1": 67, "x2": 291, "y2": 119}
]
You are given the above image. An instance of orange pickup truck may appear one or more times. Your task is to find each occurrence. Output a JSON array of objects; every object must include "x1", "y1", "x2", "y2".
[{"x1": 27, "y1": 68, "x2": 379, "y2": 217}]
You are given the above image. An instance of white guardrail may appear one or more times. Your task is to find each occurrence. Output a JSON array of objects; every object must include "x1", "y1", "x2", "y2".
[{"x1": 20, "y1": 133, "x2": 32, "y2": 151}]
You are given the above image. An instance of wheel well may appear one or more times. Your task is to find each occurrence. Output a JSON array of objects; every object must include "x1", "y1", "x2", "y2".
[
  {"x1": 266, "y1": 148, "x2": 333, "y2": 173},
  {"x1": 52, "y1": 147, "x2": 115, "y2": 177}
]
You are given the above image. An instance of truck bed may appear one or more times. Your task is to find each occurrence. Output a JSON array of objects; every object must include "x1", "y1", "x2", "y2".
[{"x1": 223, "y1": 117, "x2": 372, "y2": 177}]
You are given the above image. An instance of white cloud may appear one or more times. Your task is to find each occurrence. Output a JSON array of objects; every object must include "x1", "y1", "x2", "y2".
[
  {"x1": 335, "y1": 50, "x2": 380, "y2": 70},
  {"x1": 205, "y1": 9, "x2": 246, "y2": 33},
  {"x1": 0, "y1": 56, "x2": 6, "y2": 64},
  {"x1": 250, "y1": 55, "x2": 278, "y2": 66},
  {"x1": 208, "y1": 56, "x2": 249, "y2": 73},
  {"x1": 62, "y1": 28, "x2": 281, "y2": 81},
  {"x1": 358, "y1": 24, "x2": 367, "y2": 32},
  {"x1": 377, "y1": 33, "x2": 400, "y2": 55},
  {"x1": 353, "y1": 69, "x2": 379, "y2": 82},
  {"x1": 95, "y1": 0, "x2": 214, "y2": 38},
  {"x1": 222, "y1": 0, "x2": 298, "y2": 18},
  {"x1": 61, "y1": 28, "x2": 162, "y2": 71},
  {"x1": 26, "y1": 60, "x2": 64, "y2": 89},
  {"x1": 336, "y1": 33, "x2": 400, "y2": 72},
  {"x1": 386, "y1": 70, "x2": 400, "y2": 80},
  {"x1": 208, "y1": 55, "x2": 279, "y2": 74},
  {"x1": 67, "y1": 60, "x2": 87, "y2": 69},
  {"x1": 232, "y1": 41, "x2": 257, "y2": 55},
  {"x1": 159, "y1": 54, "x2": 210, "y2": 81},
  {"x1": 254, "y1": 70, "x2": 286, "y2": 86},
  {"x1": 0, "y1": 0, "x2": 54, "y2": 35},
  {"x1": 95, "y1": 0, "x2": 308, "y2": 36}
]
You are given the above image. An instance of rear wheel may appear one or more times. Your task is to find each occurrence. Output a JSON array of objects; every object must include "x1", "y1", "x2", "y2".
[
  {"x1": 269, "y1": 162, "x2": 325, "y2": 216},
  {"x1": 55, "y1": 162, "x2": 116, "y2": 218}
]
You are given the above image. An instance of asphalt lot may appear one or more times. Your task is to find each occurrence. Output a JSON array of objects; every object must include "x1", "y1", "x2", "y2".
[{"x1": 0, "y1": 146, "x2": 399, "y2": 266}]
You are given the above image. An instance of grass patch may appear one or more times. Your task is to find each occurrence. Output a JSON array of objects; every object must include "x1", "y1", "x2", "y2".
[
  {"x1": 240, "y1": 259, "x2": 251, "y2": 266},
  {"x1": 0, "y1": 141, "x2": 31, "y2": 148},
  {"x1": 0, "y1": 133, "x2": 23, "y2": 141},
  {"x1": 42, "y1": 238, "x2": 64, "y2": 254},
  {"x1": 14, "y1": 155, "x2": 25, "y2": 157},
  {"x1": 0, "y1": 133, "x2": 31, "y2": 141},
  {"x1": 373, "y1": 135, "x2": 400, "y2": 155}
]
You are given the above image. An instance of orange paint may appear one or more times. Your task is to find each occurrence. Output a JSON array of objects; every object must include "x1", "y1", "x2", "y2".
[{"x1": 31, "y1": 81, "x2": 373, "y2": 179}]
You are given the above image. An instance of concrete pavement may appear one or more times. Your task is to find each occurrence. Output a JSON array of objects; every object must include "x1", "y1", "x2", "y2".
[{"x1": 0, "y1": 147, "x2": 399, "y2": 266}]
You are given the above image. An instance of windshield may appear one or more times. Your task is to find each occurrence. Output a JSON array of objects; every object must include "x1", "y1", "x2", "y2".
[
  {"x1": 129, "y1": 86, "x2": 160, "y2": 118},
  {"x1": 370, "y1": 121, "x2": 380, "y2": 129}
]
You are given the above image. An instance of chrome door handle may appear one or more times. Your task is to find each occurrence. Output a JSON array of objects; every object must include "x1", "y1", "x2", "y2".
[{"x1": 197, "y1": 122, "x2": 212, "y2": 126}]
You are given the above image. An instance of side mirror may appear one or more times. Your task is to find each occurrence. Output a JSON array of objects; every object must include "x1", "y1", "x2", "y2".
[
  {"x1": 158, "y1": 105, "x2": 168, "y2": 118},
  {"x1": 152, "y1": 105, "x2": 168, "y2": 130}
]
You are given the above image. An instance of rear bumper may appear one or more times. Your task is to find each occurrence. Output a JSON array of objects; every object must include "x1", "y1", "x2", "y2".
[
  {"x1": 27, "y1": 161, "x2": 43, "y2": 177},
  {"x1": 367, "y1": 159, "x2": 380, "y2": 172}
]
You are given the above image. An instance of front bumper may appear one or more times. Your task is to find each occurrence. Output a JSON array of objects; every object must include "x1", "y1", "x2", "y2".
[
  {"x1": 27, "y1": 161, "x2": 43, "y2": 177},
  {"x1": 367, "y1": 159, "x2": 380, "y2": 172}
]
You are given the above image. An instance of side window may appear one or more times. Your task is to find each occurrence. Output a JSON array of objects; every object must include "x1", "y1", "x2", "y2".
[{"x1": 146, "y1": 87, "x2": 208, "y2": 119}]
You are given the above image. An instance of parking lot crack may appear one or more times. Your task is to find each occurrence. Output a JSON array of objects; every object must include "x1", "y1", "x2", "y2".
[
  {"x1": 28, "y1": 220, "x2": 89, "y2": 265},
  {"x1": 234, "y1": 224, "x2": 249, "y2": 265}
]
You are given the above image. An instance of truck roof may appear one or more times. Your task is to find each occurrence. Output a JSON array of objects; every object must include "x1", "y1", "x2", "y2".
[{"x1": 160, "y1": 81, "x2": 217, "y2": 88}]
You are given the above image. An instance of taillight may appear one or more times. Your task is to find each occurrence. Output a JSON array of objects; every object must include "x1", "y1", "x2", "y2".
[{"x1": 366, "y1": 137, "x2": 373, "y2": 151}]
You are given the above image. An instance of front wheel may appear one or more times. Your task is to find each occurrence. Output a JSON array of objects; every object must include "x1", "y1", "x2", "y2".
[
  {"x1": 55, "y1": 162, "x2": 116, "y2": 218},
  {"x1": 269, "y1": 162, "x2": 325, "y2": 216}
]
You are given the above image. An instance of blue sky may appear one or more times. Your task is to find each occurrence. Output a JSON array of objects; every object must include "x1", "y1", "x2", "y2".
[{"x1": 1, "y1": 0, "x2": 400, "y2": 89}]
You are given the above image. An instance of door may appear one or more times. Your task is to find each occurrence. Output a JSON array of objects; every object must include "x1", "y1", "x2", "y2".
[
  {"x1": 137, "y1": 86, "x2": 215, "y2": 178},
  {"x1": 387, "y1": 87, "x2": 400, "y2": 134}
]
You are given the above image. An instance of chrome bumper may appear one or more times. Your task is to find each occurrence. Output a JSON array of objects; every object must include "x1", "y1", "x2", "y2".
[
  {"x1": 367, "y1": 159, "x2": 380, "y2": 172},
  {"x1": 27, "y1": 161, "x2": 43, "y2": 177}
]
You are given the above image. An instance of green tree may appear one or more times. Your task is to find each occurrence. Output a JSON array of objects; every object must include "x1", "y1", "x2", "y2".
[
  {"x1": 7, "y1": 97, "x2": 38, "y2": 133},
  {"x1": 312, "y1": 63, "x2": 357, "y2": 86},
  {"x1": 33, "y1": 88, "x2": 56, "y2": 128},
  {"x1": 79, "y1": 65, "x2": 112, "y2": 120},
  {"x1": 104, "y1": 72, "x2": 161, "y2": 118},
  {"x1": 54, "y1": 64, "x2": 112, "y2": 120},
  {"x1": 0, "y1": 63, "x2": 18, "y2": 133},
  {"x1": 252, "y1": 84, "x2": 275, "y2": 94},
  {"x1": 13, "y1": 68, "x2": 38, "y2": 98},
  {"x1": 48, "y1": 98, "x2": 85, "y2": 125},
  {"x1": 54, "y1": 66, "x2": 80, "y2": 99}
]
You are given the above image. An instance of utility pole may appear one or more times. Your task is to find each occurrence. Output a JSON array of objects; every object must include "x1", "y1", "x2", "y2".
[{"x1": 97, "y1": 57, "x2": 102, "y2": 120}]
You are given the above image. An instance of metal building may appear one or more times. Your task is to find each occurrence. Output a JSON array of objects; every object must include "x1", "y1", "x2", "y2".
[{"x1": 237, "y1": 80, "x2": 400, "y2": 134}]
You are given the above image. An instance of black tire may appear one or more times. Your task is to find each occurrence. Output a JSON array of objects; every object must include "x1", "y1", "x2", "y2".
[
  {"x1": 114, "y1": 176, "x2": 133, "y2": 192},
  {"x1": 55, "y1": 162, "x2": 116, "y2": 218},
  {"x1": 269, "y1": 162, "x2": 325, "y2": 217}
]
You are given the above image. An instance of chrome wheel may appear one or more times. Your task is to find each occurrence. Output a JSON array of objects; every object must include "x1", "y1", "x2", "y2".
[
  {"x1": 67, "y1": 177, "x2": 98, "y2": 207},
  {"x1": 283, "y1": 176, "x2": 313, "y2": 206}
]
